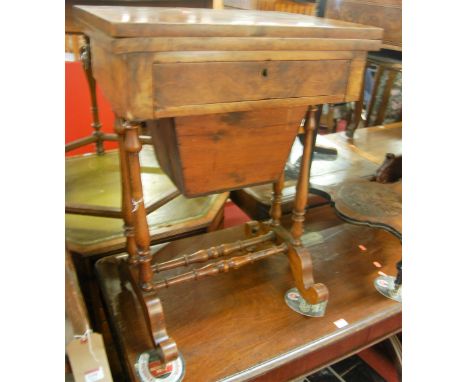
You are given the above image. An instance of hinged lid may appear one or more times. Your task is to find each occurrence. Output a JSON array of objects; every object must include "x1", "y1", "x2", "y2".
[{"x1": 74, "y1": 6, "x2": 383, "y2": 39}]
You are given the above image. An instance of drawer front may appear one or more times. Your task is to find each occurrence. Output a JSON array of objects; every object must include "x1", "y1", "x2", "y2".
[{"x1": 153, "y1": 60, "x2": 349, "y2": 110}]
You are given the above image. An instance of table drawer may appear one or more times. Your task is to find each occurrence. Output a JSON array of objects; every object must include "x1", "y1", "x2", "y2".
[{"x1": 153, "y1": 59, "x2": 349, "y2": 110}]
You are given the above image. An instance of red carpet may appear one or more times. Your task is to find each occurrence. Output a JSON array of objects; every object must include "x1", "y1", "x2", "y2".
[{"x1": 223, "y1": 201, "x2": 251, "y2": 228}]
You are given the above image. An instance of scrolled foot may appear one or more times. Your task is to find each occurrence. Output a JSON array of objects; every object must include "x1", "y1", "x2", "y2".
[
  {"x1": 285, "y1": 286, "x2": 329, "y2": 317},
  {"x1": 288, "y1": 246, "x2": 329, "y2": 306},
  {"x1": 136, "y1": 292, "x2": 179, "y2": 364},
  {"x1": 304, "y1": 282, "x2": 329, "y2": 305}
]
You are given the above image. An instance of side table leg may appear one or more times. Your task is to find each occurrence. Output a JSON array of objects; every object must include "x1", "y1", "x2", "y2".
[
  {"x1": 115, "y1": 119, "x2": 138, "y2": 264},
  {"x1": 123, "y1": 121, "x2": 154, "y2": 291},
  {"x1": 80, "y1": 35, "x2": 104, "y2": 155},
  {"x1": 288, "y1": 106, "x2": 329, "y2": 305},
  {"x1": 122, "y1": 121, "x2": 179, "y2": 364},
  {"x1": 346, "y1": 63, "x2": 369, "y2": 138},
  {"x1": 290, "y1": 106, "x2": 316, "y2": 244}
]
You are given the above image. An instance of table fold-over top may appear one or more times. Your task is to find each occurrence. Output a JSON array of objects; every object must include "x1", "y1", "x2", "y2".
[{"x1": 74, "y1": 6, "x2": 383, "y2": 39}]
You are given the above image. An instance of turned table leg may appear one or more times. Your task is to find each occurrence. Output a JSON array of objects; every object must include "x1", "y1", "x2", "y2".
[
  {"x1": 123, "y1": 121, "x2": 154, "y2": 291},
  {"x1": 80, "y1": 35, "x2": 104, "y2": 155},
  {"x1": 119, "y1": 121, "x2": 179, "y2": 364},
  {"x1": 288, "y1": 106, "x2": 328, "y2": 306},
  {"x1": 346, "y1": 63, "x2": 369, "y2": 138},
  {"x1": 365, "y1": 65, "x2": 383, "y2": 127},
  {"x1": 291, "y1": 106, "x2": 317, "y2": 245},
  {"x1": 115, "y1": 119, "x2": 138, "y2": 264},
  {"x1": 270, "y1": 172, "x2": 285, "y2": 227}
]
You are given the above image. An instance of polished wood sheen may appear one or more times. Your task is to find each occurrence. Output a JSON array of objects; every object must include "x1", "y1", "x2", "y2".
[
  {"x1": 97, "y1": 205, "x2": 402, "y2": 381},
  {"x1": 75, "y1": 6, "x2": 383, "y2": 38}
]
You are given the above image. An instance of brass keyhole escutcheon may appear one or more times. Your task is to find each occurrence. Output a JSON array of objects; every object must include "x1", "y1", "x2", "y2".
[{"x1": 262, "y1": 68, "x2": 268, "y2": 77}]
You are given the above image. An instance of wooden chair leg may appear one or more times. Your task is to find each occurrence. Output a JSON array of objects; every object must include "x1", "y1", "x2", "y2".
[
  {"x1": 375, "y1": 70, "x2": 398, "y2": 126},
  {"x1": 365, "y1": 65, "x2": 384, "y2": 127},
  {"x1": 80, "y1": 35, "x2": 104, "y2": 155},
  {"x1": 289, "y1": 106, "x2": 329, "y2": 305},
  {"x1": 346, "y1": 99, "x2": 364, "y2": 138},
  {"x1": 346, "y1": 64, "x2": 368, "y2": 138}
]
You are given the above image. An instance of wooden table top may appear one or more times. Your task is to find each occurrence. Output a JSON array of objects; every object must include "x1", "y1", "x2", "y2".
[
  {"x1": 74, "y1": 5, "x2": 383, "y2": 38},
  {"x1": 96, "y1": 205, "x2": 401, "y2": 381},
  {"x1": 66, "y1": 0, "x2": 214, "y2": 33},
  {"x1": 66, "y1": 146, "x2": 228, "y2": 256}
]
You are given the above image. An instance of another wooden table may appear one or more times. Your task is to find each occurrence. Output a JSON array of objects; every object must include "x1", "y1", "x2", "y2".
[
  {"x1": 97, "y1": 205, "x2": 401, "y2": 381},
  {"x1": 66, "y1": 146, "x2": 228, "y2": 257},
  {"x1": 324, "y1": 0, "x2": 401, "y2": 52},
  {"x1": 231, "y1": 123, "x2": 401, "y2": 219}
]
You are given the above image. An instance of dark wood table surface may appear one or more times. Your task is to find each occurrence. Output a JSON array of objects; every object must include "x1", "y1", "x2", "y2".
[{"x1": 96, "y1": 204, "x2": 401, "y2": 381}]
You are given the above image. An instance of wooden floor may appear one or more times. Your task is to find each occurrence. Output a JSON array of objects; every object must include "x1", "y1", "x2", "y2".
[{"x1": 97, "y1": 205, "x2": 401, "y2": 381}]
